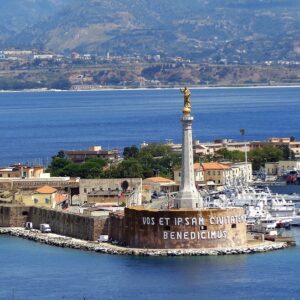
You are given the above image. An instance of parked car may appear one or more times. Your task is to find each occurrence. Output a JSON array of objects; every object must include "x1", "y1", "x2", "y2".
[
  {"x1": 40, "y1": 224, "x2": 51, "y2": 233},
  {"x1": 151, "y1": 191, "x2": 166, "y2": 200}
]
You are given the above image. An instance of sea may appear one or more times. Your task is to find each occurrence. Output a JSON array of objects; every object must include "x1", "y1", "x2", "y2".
[
  {"x1": 1, "y1": 87, "x2": 300, "y2": 299},
  {"x1": 0, "y1": 87, "x2": 300, "y2": 166},
  {"x1": 1, "y1": 230, "x2": 300, "y2": 300}
]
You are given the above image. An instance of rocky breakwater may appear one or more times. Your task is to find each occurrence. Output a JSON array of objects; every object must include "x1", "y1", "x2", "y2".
[{"x1": 0, "y1": 227, "x2": 290, "y2": 256}]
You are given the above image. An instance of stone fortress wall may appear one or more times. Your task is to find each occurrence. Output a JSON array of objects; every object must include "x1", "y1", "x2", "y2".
[
  {"x1": 109, "y1": 207, "x2": 247, "y2": 249},
  {"x1": 0, "y1": 205, "x2": 108, "y2": 241}
]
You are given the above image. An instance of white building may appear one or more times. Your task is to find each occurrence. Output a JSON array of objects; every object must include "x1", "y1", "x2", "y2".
[{"x1": 278, "y1": 160, "x2": 300, "y2": 175}]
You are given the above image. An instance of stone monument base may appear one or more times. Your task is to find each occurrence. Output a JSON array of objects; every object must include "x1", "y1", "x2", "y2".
[{"x1": 109, "y1": 207, "x2": 247, "y2": 249}]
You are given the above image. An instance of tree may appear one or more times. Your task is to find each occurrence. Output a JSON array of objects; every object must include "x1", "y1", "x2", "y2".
[
  {"x1": 110, "y1": 159, "x2": 144, "y2": 178},
  {"x1": 279, "y1": 144, "x2": 295, "y2": 160},
  {"x1": 61, "y1": 163, "x2": 81, "y2": 177},
  {"x1": 53, "y1": 150, "x2": 65, "y2": 159},
  {"x1": 49, "y1": 78, "x2": 71, "y2": 90},
  {"x1": 47, "y1": 155, "x2": 107, "y2": 178},
  {"x1": 248, "y1": 145, "x2": 283, "y2": 171},
  {"x1": 123, "y1": 145, "x2": 139, "y2": 159},
  {"x1": 84, "y1": 157, "x2": 107, "y2": 168},
  {"x1": 47, "y1": 143, "x2": 181, "y2": 179},
  {"x1": 137, "y1": 144, "x2": 181, "y2": 178},
  {"x1": 215, "y1": 148, "x2": 244, "y2": 162},
  {"x1": 47, "y1": 157, "x2": 71, "y2": 176},
  {"x1": 138, "y1": 143, "x2": 173, "y2": 158}
]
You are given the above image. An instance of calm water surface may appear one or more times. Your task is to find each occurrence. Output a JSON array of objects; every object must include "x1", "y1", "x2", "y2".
[
  {"x1": 1, "y1": 87, "x2": 300, "y2": 299},
  {"x1": 0, "y1": 87, "x2": 300, "y2": 165},
  {"x1": 0, "y1": 229, "x2": 300, "y2": 300}
]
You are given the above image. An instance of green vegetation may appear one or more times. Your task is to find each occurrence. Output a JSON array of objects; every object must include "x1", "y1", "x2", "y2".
[
  {"x1": 48, "y1": 78, "x2": 72, "y2": 90},
  {"x1": 47, "y1": 143, "x2": 296, "y2": 178},
  {"x1": 249, "y1": 145, "x2": 294, "y2": 171},
  {"x1": 47, "y1": 153, "x2": 107, "y2": 178},
  {"x1": 109, "y1": 144, "x2": 181, "y2": 179},
  {"x1": 3, "y1": 0, "x2": 300, "y2": 64},
  {"x1": 0, "y1": 78, "x2": 42, "y2": 90},
  {"x1": 197, "y1": 145, "x2": 295, "y2": 171},
  {"x1": 123, "y1": 145, "x2": 139, "y2": 159},
  {"x1": 214, "y1": 148, "x2": 245, "y2": 162},
  {"x1": 0, "y1": 76, "x2": 72, "y2": 91},
  {"x1": 47, "y1": 144, "x2": 180, "y2": 179}
]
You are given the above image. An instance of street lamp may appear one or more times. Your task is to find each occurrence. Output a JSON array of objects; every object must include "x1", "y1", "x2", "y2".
[{"x1": 168, "y1": 160, "x2": 173, "y2": 179}]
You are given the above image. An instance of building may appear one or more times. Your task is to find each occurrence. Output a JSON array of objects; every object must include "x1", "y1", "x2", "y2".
[
  {"x1": 0, "y1": 177, "x2": 79, "y2": 206},
  {"x1": 229, "y1": 162, "x2": 252, "y2": 183},
  {"x1": 15, "y1": 185, "x2": 57, "y2": 209},
  {"x1": 143, "y1": 177, "x2": 178, "y2": 194},
  {"x1": 165, "y1": 136, "x2": 300, "y2": 159},
  {"x1": 0, "y1": 164, "x2": 44, "y2": 179},
  {"x1": 265, "y1": 162, "x2": 279, "y2": 175},
  {"x1": 15, "y1": 185, "x2": 69, "y2": 210},
  {"x1": 289, "y1": 141, "x2": 300, "y2": 157},
  {"x1": 79, "y1": 178, "x2": 142, "y2": 206},
  {"x1": 278, "y1": 160, "x2": 300, "y2": 175},
  {"x1": 2, "y1": 50, "x2": 32, "y2": 61},
  {"x1": 87, "y1": 190, "x2": 127, "y2": 206},
  {"x1": 175, "y1": 162, "x2": 232, "y2": 186},
  {"x1": 193, "y1": 140, "x2": 214, "y2": 156},
  {"x1": 202, "y1": 162, "x2": 231, "y2": 185},
  {"x1": 33, "y1": 54, "x2": 54, "y2": 60},
  {"x1": 268, "y1": 137, "x2": 291, "y2": 144},
  {"x1": 175, "y1": 161, "x2": 252, "y2": 187},
  {"x1": 64, "y1": 146, "x2": 119, "y2": 163},
  {"x1": 174, "y1": 163, "x2": 204, "y2": 185}
]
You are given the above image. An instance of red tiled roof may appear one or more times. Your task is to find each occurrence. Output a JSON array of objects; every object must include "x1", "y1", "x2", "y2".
[
  {"x1": 201, "y1": 162, "x2": 230, "y2": 170},
  {"x1": 144, "y1": 176, "x2": 174, "y2": 183},
  {"x1": 55, "y1": 193, "x2": 68, "y2": 204},
  {"x1": 36, "y1": 185, "x2": 57, "y2": 194}
]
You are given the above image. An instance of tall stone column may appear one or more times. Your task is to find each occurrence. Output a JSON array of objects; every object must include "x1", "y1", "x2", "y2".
[{"x1": 174, "y1": 88, "x2": 203, "y2": 209}]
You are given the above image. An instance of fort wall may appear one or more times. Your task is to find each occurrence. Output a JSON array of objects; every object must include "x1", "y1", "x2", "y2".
[
  {"x1": 0, "y1": 205, "x2": 108, "y2": 241},
  {"x1": 109, "y1": 207, "x2": 247, "y2": 249}
]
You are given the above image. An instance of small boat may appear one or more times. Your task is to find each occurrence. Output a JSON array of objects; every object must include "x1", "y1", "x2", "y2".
[
  {"x1": 275, "y1": 218, "x2": 292, "y2": 229},
  {"x1": 251, "y1": 216, "x2": 278, "y2": 237}
]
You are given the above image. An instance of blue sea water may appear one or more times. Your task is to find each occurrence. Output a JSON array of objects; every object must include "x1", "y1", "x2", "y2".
[
  {"x1": 1, "y1": 87, "x2": 300, "y2": 299},
  {"x1": 0, "y1": 229, "x2": 300, "y2": 300},
  {"x1": 0, "y1": 87, "x2": 300, "y2": 165}
]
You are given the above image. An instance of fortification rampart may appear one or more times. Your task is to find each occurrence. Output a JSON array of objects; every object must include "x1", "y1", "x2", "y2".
[{"x1": 0, "y1": 205, "x2": 108, "y2": 241}]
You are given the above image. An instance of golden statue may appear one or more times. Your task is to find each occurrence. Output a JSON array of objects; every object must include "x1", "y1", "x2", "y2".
[{"x1": 180, "y1": 86, "x2": 191, "y2": 114}]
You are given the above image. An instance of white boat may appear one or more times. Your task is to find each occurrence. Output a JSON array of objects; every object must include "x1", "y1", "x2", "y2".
[
  {"x1": 229, "y1": 185, "x2": 299, "y2": 226},
  {"x1": 203, "y1": 181, "x2": 300, "y2": 226},
  {"x1": 251, "y1": 216, "x2": 278, "y2": 236}
]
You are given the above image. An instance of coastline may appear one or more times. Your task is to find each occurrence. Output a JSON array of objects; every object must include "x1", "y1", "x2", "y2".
[
  {"x1": 1, "y1": 84, "x2": 300, "y2": 94},
  {"x1": 0, "y1": 227, "x2": 289, "y2": 256}
]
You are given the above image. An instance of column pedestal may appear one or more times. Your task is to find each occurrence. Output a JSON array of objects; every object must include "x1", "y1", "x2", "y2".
[{"x1": 174, "y1": 114, "x2": 203, "y2": 209}]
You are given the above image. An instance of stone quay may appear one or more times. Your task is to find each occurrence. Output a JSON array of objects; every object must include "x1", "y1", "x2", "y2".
[{"x1": 0, "y1": 227, "x2": 289, "y2": 256}]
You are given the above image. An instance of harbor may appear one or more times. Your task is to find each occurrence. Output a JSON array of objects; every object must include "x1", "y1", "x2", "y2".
[{"x1": 1, "y1": 87, "x2": 300, "y2": 299}]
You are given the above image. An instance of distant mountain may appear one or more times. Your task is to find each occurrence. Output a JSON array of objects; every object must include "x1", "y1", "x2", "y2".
[
  {"x1": 2, "y1": 0, "x2": 300, "y2": 63},
  {"x1": 0, "y1": 0, "x2": 70, "y2": 43}
]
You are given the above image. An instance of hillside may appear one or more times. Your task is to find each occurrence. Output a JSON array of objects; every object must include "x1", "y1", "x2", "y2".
[
  {"x1": 0, "y1": 0, "x2": 69, "y2": 38},
  {"x1": 2, "y1": 0, "x2": 300, "y2": 63}
]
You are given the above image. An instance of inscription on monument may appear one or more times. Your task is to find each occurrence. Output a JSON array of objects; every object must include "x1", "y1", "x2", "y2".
[{"x1": 141, "y1": 215, "x2": 246, "y2": 241}]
